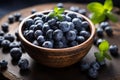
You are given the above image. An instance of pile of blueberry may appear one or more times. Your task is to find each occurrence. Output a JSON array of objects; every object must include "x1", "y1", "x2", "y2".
[{"x1": 23, "y1": 11, "x2": 91, "y2": 48}]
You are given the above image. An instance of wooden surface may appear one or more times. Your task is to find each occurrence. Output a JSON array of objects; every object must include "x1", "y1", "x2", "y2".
[{"x1": 0, "y1": 3, "x2": 120, "y2": 80}]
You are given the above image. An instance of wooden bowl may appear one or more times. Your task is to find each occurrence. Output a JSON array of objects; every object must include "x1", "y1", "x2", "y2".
[{"x1": 18, "y1": 10, "x2": 95, "y2": 68}]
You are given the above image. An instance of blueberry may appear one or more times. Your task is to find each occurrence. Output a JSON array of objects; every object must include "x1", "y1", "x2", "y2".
[
  {"x1": 69, "y1": 6, "x2": 79, "y2": 12},
  {"x1": 19, "y1": 43, "x2": 26, "y2": 53},
  {"x1": 19, "y1": 17, "x2": 24, "y2": 22},
  {"x1": 66, "y1": 30, "x2": 76, "y2": 41},
  {"x1": 81, "y1": 21, "x2": 89, "y2": 30},
  {"x1": 9, "y1": 42, "x2": 20, "y2": 49},
  {"x1": 42, "y1": 15, "x2": 50, "y2": 22},
  {"x1": 76, "y1": 36, "x2": 85, "y2": 43},
  {"x1": 15, "y1": 31, "x2": 20, "y2": 41},
  {"x1": 77, "y1": 16, "x2": 84, "y2": 21},
  {"x1": 29, "y1": 24, "x2": 38, "y2": 31},
  {"x1": 88, "y1": 68, "x2": 98, "y2": 78},
  {"x1": 57, "y1": 3, "x2": 64, "y2": 8},
  {"x1": 109, "y1": 45, "x2": 119, "y2": 56},
  {"x1": 72, "y1": 29, "x2": 78, "y2": 34},
  {"x1": 65, "y1": 16, "x2": 72, "y2": 22},
  {"x1": 105, "y1": 26, "x2": 113, "y2": 36},
  {"x1": 91, "y1": 62, "x2": 100, "y2": 70},
  {"x1": 14, "y1": 13, "x2": 21, "y2": 21},
  {"x1": 78, "y1": 9, "x2": 87, "y2": 15},
  {"x1": 66, "y1": 13, "x2": 77, "y2": 19},
  {"x1": 36, "y1": 23, "x2": 43, "y2": 30},
  {"x1": 96, "y1": 38, "x2": 103, "y2": 47},
  {"x1": 34, "y1": 17, "x2": 42, "y2": 22},
  {"x1": 80, "y1": 61, "x2": 90, "y2": 71},
  {"x1": 32, "y1": 40, "x2": 39, "y2": 46},
  {"x1": 48, "y1": 18, "x2": 56, "y2": 26},
  {"x1": 72, "y1": 18, "x2": 82, "y2": 31},
  {"x1": 18, "y1": 59, "x2": 29, "y2": 70},
  {"x1": 96, "y1": 28, "x2": 104, "y2": 37},
  {"x1": 54, "y1": 41, "x2": 64, "y2": 48},
  {"x1": 0, "y1": 36, "x2": 4, "y2": 47},
  {"x1": 100, "y1": 22, "x2": 109, "y2": 30},
  {"x1": 0, "y1": 60, "x2": 8, "y2": 69},
  {"x1": 37, "y1": 35, "x2": 45, "y2": 45},
  {"x1": 46, "y1": 29, "x2": 53, "y2": 40},
  {"x1": 34, "y1": 30, "x2": 43, "y2": 38},
  {"x1": 60, "y1": 14, "x2": 66, "y2": 21},
  {"x1": 4, "y1": 34, "x2": 15, "y2": 42},
  {"x1": 24, "y1": 30, "x2": 34, "y2": 42},
  {"x1": 93, "y1": 37, "x2": 98, "y2": 45},
  {"x1": 1, "y1": 23, "x2": 9, "y2": 33},
  {"x1": 59, "y1": 21, "x2": 70, "y2": 32},
  {"x1": 24, "y1": 18, "x2": 34, "y2": 27},
  {"x1": 1, "y1": 40, "x2": 10, "y2": 49},
  {"x1": 61, "y1": 37, "x2": 68, "y2": 48},
  {"x1": 23, "y1": 30, "x2": 29, "y2": 36},
  {"x1": 68, "y1": 22, "x2": 75, "y2": 30},
  {"x1": 0, "y1": 30, "x2": 5, "y2": 36},
  {"x1": 53, "y1": 29, "x2": 63, "y2": 41},
  {"x1": 42, "y1": 23, "x2": 50, "y2": 34},
  {"x1": 31, "y1": 9, "x2": 37, "y2": 14},
  {"x1": 34, "y1": 19, "x2": 43, "y2": 25},
  {"x1": 42, "y1": 41, "x2": 53, "y2": 48},
  {"x1": 8, "y1": 15, "x2": 14, "y2": 24},
  {"x1": 10, "y1": 48, "x2": 22, "y2": 60},
  {"x1": 69, "y1": 41, "x2": 78, "y2": 47},
  {"x1": 79, "y1": 31, "x2": 90, "y2": 39}
]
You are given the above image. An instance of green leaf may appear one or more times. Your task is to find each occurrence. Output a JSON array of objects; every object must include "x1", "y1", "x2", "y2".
[
  {"x1": 54, "y1": 7, "x2": 59, "y2": 13},
  {"x1": 104, "y1": 53, "x2": 112, "y2": 60},
  {"x1": 57, "y1": 14, "x2": 63, "y2": 21},
  {"x1": 94, "y1": 52, "x2": 105, "y2": 62},
  {"x1": 99, "y1": 40, "x2": 109, "y2": 52},
  {"x1": 49, "y1": 12, "x2": 55, "y2": 18},
  {"x1": 87, "y1": 2, "x2": 104, "y2": 14},
  {"x1": 104, "y1": 0, "x2": 113, "y2": 11},
  {"x1": 57, "y1": 8, "x2": 65, "y2": 14},
  {"x1": 106, "y1": 12, "x2": 118, "y2": 22},
  {"x1": 90, "y1": 13, "x2": 105, "y2": 24}
]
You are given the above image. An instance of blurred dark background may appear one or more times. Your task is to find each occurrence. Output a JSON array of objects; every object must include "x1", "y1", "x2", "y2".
[{"x1": 0, "y1": 0, "x2": 120, "y2": 18}]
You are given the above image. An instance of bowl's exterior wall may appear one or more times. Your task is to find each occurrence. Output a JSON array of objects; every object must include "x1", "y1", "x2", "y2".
[{"x1": 21, "y1": 38, "x2": 93, "y2": 68}]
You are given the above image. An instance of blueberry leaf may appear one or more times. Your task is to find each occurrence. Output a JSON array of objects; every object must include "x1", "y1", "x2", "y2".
[
  {"x1": 104, "y1": 0, "x2": 113, "y2": 11},
  {"x1": 87, "y1": 2, "x2": 104, "y2": 14},
  {"x1": 90, "y1": 13, "x2": 105, "y2": 24},
  {"x1": 104, "y1": 53, "x2": 112, "y2": 60},
  {"x1": 49, "y1": 12, "x2": 55, "y2": 18},
  {"x1": 99, "y1": 40, "x2": 109, "y2": 53},
  {"x1": 49, "y1": 7, "x2": 64, "y2": 21},
  {"x1": 106, "y1": 11, "x2": 118, "y2": 22},
  {"x1": 94, "y1": 52, "x2": 105, "y2": 62},
  {"x1": 57, "y1": 8, "x2": 65, "y2": 14},
  {"x1": 54, "y1": 7, "x2": 59, "y2": 13},
  {"x1": 57, "y1": 14, "x2": 63, "y2": 21}
]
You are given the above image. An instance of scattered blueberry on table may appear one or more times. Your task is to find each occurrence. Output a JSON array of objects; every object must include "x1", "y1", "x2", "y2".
[
  {"x1": 18, "y1": 59, "x2": 29, "y2": 70},
  {"x1": 0, "y1": 2, "x2": 119, "y2": 79}
]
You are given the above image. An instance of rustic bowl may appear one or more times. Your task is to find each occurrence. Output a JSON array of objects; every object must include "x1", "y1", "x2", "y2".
[{"x1": 18, "y1": 10, "x2": 95, "y2": 68}]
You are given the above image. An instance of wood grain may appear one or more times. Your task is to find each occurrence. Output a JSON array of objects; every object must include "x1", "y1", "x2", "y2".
[{"x1": 0, "y1": 3, "x2": 120, "y2": 80}]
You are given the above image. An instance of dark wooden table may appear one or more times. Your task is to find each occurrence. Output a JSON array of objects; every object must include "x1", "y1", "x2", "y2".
[{"x1": 0, "y1": 3, "x2": 120, "y2": 80}]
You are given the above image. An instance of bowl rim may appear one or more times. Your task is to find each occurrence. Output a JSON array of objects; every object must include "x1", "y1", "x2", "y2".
[{"x1": 18, "y1": 10, "x2": 95, "y2": 51}]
